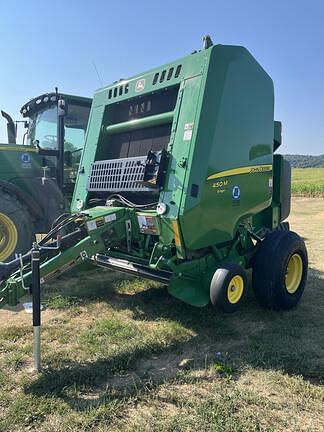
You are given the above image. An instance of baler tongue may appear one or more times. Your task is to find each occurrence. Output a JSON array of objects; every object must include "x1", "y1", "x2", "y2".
[{"x1": 0, "y1": 207, "x2": 130, "y2": 309}]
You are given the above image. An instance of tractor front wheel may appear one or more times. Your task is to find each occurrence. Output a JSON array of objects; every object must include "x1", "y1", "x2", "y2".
[
  {"x1": 210, "y1": 263, "x2": 247, "y2": 313},
  {"x1": 0, "y1": 190, "x2": 35, "y2": 262},
  {"x1": 252, "y1": 230, "x2": 308, "y2": 310}
]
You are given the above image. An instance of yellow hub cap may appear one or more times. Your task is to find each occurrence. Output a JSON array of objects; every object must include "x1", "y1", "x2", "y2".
[
  {"x1": 0, "y1": 212, "x2": 18, "y2": 261},
  {"x1": 285, "y1": 253, "x2": 303, "y2": 294},
  {"x1": 227, "y1": 275, "x2": 244, "y2": 304}
]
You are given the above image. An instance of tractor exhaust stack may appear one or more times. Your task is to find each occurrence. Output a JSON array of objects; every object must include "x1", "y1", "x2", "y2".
[{"x1": 1, "y1": 110, "x2": 16, "y2": 144}]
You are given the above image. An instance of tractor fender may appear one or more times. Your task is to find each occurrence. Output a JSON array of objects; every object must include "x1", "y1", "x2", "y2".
[{"x1": 0, "y1": 180, "x2": 43, "y2": 220}]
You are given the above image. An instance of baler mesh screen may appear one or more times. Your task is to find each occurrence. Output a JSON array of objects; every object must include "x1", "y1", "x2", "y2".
[
  {"x1": 87, "y1": 156, "x2": 153, "y2": 192},
  {"x1": 104, "y1": 124, "x2": 172, "y2": 160}
]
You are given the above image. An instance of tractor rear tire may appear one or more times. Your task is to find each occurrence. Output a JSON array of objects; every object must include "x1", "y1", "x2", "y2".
[
  {"x1": 0, "y1": 190, "x2": 35, "y2": 262},
  {"x1": 210, "y1": 263, "x2": 247, "y2": 313},
  {"x1": 252, "y1": 230, "x2": 308, "y2": 310}
]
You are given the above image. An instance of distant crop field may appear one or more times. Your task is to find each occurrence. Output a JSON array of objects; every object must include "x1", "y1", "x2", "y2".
[{"x1": 292, "y1": 168, "x2": 324, "y2": 197}]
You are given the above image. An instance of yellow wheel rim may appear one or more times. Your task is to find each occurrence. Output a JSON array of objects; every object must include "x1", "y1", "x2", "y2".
[
  {"x1": 285, "y1": 253, "x2": 303, "y2": 294},
  {"x1": 0, "y1": 212, "x2": 18, "y2": 262},
  {"x1": 227, "y1": 275, "x2": 244, "y2": 304}
]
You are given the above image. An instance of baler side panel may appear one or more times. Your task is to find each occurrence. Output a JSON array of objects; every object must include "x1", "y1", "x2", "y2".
[
  {"x1": 71, "y1": 105, "x2": 105, "y2": 212},
  {"x1": 179, "y1": 46, "x2": 275, "y2": 250},
  {"x1": 159, "y1": 74, "x2": 204, "y2": 256}
]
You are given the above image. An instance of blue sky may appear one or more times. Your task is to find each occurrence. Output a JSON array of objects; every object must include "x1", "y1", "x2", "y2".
[{"x1": 0, "y1": 0, "x2": 323, "y2": 154}]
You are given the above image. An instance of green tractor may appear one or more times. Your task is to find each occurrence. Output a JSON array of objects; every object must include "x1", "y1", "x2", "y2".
[
  {"x1": 0, "y1": 37, "x2": 308, "y2": 316},
  {"x1": 0, "y1": 92, "x2": 92, "y2": 261}
]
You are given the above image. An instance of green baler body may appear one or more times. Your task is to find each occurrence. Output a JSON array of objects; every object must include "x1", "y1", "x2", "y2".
[
  {"x1": 73, "y1": 45, "x2": 277, "y2": 251},
  {"x1": 0, "y1": 44, "x2": 290, "y2": 309}
]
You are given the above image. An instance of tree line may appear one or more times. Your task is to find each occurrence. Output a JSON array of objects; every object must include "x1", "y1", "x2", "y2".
[{"x1": 284, "y1": 154, "x2": 324, "y2": 168}]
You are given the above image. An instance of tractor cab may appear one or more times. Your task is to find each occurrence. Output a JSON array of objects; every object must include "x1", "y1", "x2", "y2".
[
  {"x1": 21, "y1": 93, "x2": 92, "y2": 195},
  {"x1": 0, "y1": 92, "x2": 92, "y2": 261},
  {"x1": 1, "y1": 93, "x2": 92, "y2": 196}
]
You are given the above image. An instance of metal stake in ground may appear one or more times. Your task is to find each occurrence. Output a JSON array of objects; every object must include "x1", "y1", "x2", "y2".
[{"x1": 31, "y1": 243, "x2": 41, "y2": 371}]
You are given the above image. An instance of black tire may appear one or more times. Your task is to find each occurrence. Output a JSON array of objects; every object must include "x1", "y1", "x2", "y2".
[
  {"x1": 0, "y1": 190, "x2": 35, "y2": 262},
  {"x1": 210, "y1": 263, "x2": 247, "y2": 313},
  {"x1": 252, "y1": 230, "x2": 308, "y2": 310}
]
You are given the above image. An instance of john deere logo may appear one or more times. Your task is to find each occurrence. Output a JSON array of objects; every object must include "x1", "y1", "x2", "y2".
[{"x1": 135, "y1": 79, "x2": 146, "y2": 92}]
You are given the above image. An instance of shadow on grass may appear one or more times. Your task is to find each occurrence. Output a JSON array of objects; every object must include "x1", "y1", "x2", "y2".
[{"x1": 25, "y1": 266, "x2": 324, "y2": 411}]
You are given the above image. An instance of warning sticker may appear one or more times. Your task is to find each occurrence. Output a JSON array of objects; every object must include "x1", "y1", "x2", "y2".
[
  {"x1": 86, "y1": 220, "x2": 97, "y2": 232},
  {"x1": 104, "y1": 213, "x2": 117, "y2": 223},
  {"x1": 183, "y1": 122, "x2": 194, "y2": 141},
  {"x1": 137, "y1": 215, "x2": 159, "y2": 234},
  {"x1": 183, "y1": 130, "x2": 192, "y2": 141}
]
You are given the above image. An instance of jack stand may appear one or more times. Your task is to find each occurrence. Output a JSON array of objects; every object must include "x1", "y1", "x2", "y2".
[{"x1": 31, "y1": 243, "x2": 41, "y2": 371}]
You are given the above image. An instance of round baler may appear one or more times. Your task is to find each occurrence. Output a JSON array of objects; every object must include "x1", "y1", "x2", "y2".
[{"x1": 0, "y1": 38, "x2": 307, "y2": 315}]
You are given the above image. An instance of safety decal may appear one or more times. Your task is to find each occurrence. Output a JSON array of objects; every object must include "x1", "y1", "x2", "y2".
[
  {"x1": 232, "y1": 185, "x2": 241, "y2": 201},
  {"x1": 183, "y1": 122, "x2": 194, "y2": 141},
  {"x1": 21, "y1": 152, "x2": 31, "y2": 168},
  {"x1": 104, "y1": 213, "x2": 117, "y2": 223}
]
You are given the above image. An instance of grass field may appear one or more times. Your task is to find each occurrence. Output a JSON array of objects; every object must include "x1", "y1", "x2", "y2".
[
  {"x1": 292, "y1": 168, "x2": 324, "y2": 197},
  {"x1": 0, "y1": 198, "x2": 323, "y2": 431}
]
